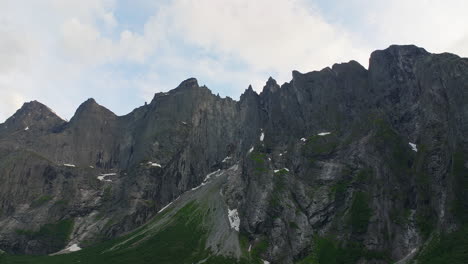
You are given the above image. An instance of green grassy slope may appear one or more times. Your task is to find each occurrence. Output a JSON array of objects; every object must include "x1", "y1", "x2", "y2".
[{"x1": 1, "y1": 167, "x2": 262, "y2": 264}]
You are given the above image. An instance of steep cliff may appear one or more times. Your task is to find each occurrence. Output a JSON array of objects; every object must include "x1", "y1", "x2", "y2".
[{"x1": 0, "y1": 45, "x2": 467, "y2": 264}]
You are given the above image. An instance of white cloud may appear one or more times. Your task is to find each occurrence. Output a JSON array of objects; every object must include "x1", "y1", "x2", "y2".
[
  {"x1": 349, "y1": 0, "x2": 468, "y2": 57},
  {"x1": 59, "y1": 18, "x2": 156, "y2": 65},
  {"x1": 152, "y1": 0, "x2": 368, "y2": 81},
  {"x1": 0, "y1": 0, "x2": 467, "y2": 123},
  {"x1": 0, "y1": 87, "x2": 25, "y2": 122}
]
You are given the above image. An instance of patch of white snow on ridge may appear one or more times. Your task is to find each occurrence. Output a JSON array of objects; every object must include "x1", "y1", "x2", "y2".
[
  {"x1": 274, "y1": 168, "x2": 290, "y2": 173},
  {"x1": 158, "y1": 196, "x2": 180, "y2": 213},
  {"x1": 66, "y1": 244, "x2": 81, "y2": 252},
  {"x1": 228, "y1": 208, "x2": 240, "y2": 231},
  {"x1": 101, "y1": 173, "x2": 117, "y2": 176},
  {"x1": 394, "y1": 247, "x2": 418, "y2": 264},
  {"x1": 317, "y1": 132, "x2": 331, "y2": 136},
  {"x1": 262, "y1": 260, "x2": 270, "y2": 264},
  {"x1": 192, "y1": 169, "x2": 223, "y2": 191},
  {"x1": 409, "y1": 142, "x2": 418, "y2": 152},
  {"x1": 191, "y1": 185, "x2": 202, "y2": 191},
  {"x1": 63, "y1": 164, "x2": 75, "y2": 167},
  {"x1": 248, "y1": 244, "x2": 252, "y2": 252},
  {"x1": 260, "y1": 132, "x2": 265, "y2": 142},
  {"x1": 24, "y1": 126, "x2": 29, "y2": 131},
  {"x1": 97, "y1": 173, "x2": 116, "y2": 182},
  {"x1": 248, "y1": 146, "x2": 254, "y2": 153},
  {"x1": 148, "y1": 162, "x2": 162, "y2": 167},
  {"x1": 222, "y1": 156, "x2": 231, "y2": 163},
  {"x1": 300, "y1": 137, "x2": 306, "y2": 142},
  {"x1": 204, "y1": 169, "x2": 221, "y2": 182}
]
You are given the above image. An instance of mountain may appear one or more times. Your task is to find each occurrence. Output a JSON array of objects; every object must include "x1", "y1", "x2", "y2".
[{"x1": 0, "y1": 45, "x2": 467, "y2": 264}]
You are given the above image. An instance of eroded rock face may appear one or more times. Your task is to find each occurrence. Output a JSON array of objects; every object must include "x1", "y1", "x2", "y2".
[{"x1": 0, "y1": 45, "x2": 467, "y2": 263}]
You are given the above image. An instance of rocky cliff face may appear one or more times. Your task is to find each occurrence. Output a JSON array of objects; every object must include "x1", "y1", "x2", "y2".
[{"x1": 0, "y1": 45, "x2": 467, "y2": 264}]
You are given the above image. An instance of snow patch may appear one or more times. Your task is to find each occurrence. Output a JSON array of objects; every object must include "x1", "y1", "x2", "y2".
[
  {"x1": 248, "y1": 146, "x2": 254, "y2": 153},
  {"x1": 181, "y1": 121, "x2": 187, "y2": 125},
  {"x1": 222, "y1": 156, "x2": 231, "y2": 163},
  {"x1": 148, "y1": 162, "x2": 162, "y2": 168},
  {"x1": 191, "y1": 169, "x2": 222, "y2": 191},
  {"x1": 97, "y1": 173, "x2": 116, "y2": 182},
  {"x1": 63, "y1": 164, "x2": 75, "y2": 167},
  {"x1": 191, "y1": 185, "x2": 202, "y2": 191},
  {"x1": 204, "y1": 169, "x2": 221, "y2": 182},
  {"x1": 227, "y1": 208, "x2": 240, "y2": 231},
  {"x1": 274, "y1": 168, "x2": 289, "y2": 173},
  {"x1": 89, "y1": 166, "x2": 94, "y2": 168},
  {"x1": 394, "y1": 247, "x2": 418, "y2": 264},
  {"x1": 248, "y1": 244, "x2": 252, "y2": 252},
  {"x1": 317, "y1": 132, "x2": 331, "y2": 136},
  {"x1": 158, "y1": 196, "x2": 180, "y2": 213},
  {"x1": 260, "y1": 132, "x2": 265, "y2": 142},
  {"x1": 24, "y1": 126, "x2": 29, "y2": 131},
  {"x1": 300, "y1": 137, "x2": 306, "y2": 142},
  {"x1": 262, "y1": 260, "x2": 270, "y2": 264},
  {"x1": 66, "y1": 244, "x2": 81, "y2": 252},
  {"x1": 409, "y1": 142, "x2": 418, "y2": 152}
]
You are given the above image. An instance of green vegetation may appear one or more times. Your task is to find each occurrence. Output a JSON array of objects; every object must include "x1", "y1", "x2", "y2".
[
  {"x1": 251, "y1": 239, "x2": 269, "y2": 261},
  {"x1": 330, "y1": 180, "x2": 350, "y2": 201},
  {"x1": 250, "y1": 152, "x2": 266, "y2": 165},
  {"x1": 30, "y1": 195, "x2": 53, "y2": 208},
  {"x1": 372, "y1": 118, "x2": 413, "y2": 178},
  {"x1": 410, "y1": 146, "x2": 468, "y2": 261},
  {"x1": 349, "y1": 192, "x2": 372, "y2": 234},
  {"x1": 372, "y1": 119, "x2": 437, "y2": 238},
  {"x1": 270, "y1": 172, "x2": 287, "y2": 209},
  {"x1": 390, "y1": 207, "x2": 411, "y2": 226},
  {"x1": 302, "y1": 134, "x2": 338, "y2": 159},
  {"x1": 15, "y1": 219, "x2": 74, "y2": 252},
  {"x1": 250, "y1": 151, "x2": 268, "y2": 175},
  {"x1": 274, "y1": 168, "x2": 289, "y2": 176},
  {"x1": 295, "y1": 236, "x2": 389, "y2": 264},
  {"x1": 416, "y1": 209, "x2": 436, "y2": 239},
  {"x1": 355, "y1": 169, "x2": 372, "y2": 183},
  {"x1": 452, "y1": 151, "x2": 468, "y2": 223},
  {"x1": 4, "y1": 202, "x2": 256, "y2": 264},
  {"x1": 289, "y1": 221, "x2": 299, "y2": 229},
  {"x1": 102, "y1": 186, "x2": 113, "y2": 202},
  {"x1": 415, "y1": 225, "x2": 468, "y2": 264},
  {"x1": 413, "y1": 145, "x2": 436, "y2": 239}
]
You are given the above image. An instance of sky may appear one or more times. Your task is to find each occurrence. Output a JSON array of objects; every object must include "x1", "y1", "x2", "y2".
[{"x1": 1, "y1": 0, "x2": 468, "y2": 121}]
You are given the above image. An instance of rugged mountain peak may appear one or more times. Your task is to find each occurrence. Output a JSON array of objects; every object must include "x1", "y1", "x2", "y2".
[
  {"x1": 177, "y1": 77, "x2": 199, "y2": 89},
  {"x1": 69, "y1": 98, "x2": 116, "y2": 125},
  {"x1": 15, "y1": 100, "x2": 58, "y2": 118},
  {"x1": 239, "y1": 85, "x2": 259, "y2": 102},
  {"x1": 261, "y1": 77, "x2": 280, "y2": 95},
  {"x1": 369, "y1": 44, "x2": 429, "y2": 71},
  {"x1": 331, "y1": 60, "x2": 367, "y2": 74},
  {"x1": 292, "y1": 70, "x2": 302, "y2": 79},
  {"x1": 0, "y1": 100, "x2": 64, "y2": 132},
  {"x1": 382, "y1": 44, "x2": 428, "y2": 56}
]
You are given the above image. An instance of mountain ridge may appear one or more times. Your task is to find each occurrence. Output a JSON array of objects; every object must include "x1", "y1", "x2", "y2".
[{"x1": 0, "y1": 44, "x2": 467, "y2": 264}]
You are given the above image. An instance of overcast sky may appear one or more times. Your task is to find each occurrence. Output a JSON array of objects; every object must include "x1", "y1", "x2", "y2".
[{"x1": 1, "y1": 0, "x2": 467, "y2": 121}]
